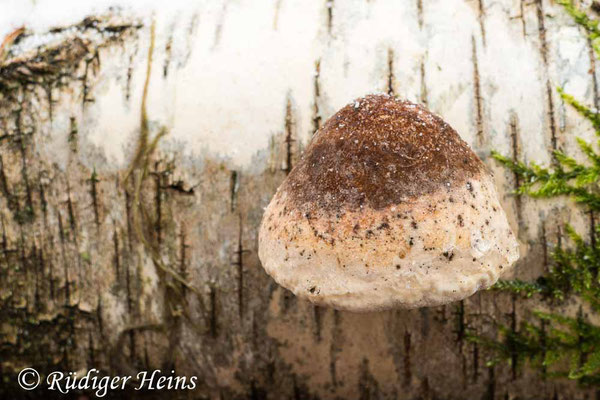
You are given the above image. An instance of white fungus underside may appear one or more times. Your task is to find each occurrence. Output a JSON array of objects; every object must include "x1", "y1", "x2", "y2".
[{"x1": 259, "y1": 175, "x2": 519, "y2": 312}]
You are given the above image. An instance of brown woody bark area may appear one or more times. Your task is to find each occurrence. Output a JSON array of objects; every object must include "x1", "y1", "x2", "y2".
[{"x1": 0, "y1": 5, "x2": 596, "y2": 400}]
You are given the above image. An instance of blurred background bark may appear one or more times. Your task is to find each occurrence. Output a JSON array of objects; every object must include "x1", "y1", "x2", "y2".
[{"x1": 0, "y1": 0, "x2": 598, "y2": 398}]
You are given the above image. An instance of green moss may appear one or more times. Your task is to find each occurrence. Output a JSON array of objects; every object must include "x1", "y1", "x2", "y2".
[{"x1": 472, "y1": 1, "x2": 600, "y2": 383}]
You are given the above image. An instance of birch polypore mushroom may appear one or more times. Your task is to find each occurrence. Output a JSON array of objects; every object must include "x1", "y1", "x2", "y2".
[{"x1": 259, "y1": 94, "x2": 519, "y2": 312}]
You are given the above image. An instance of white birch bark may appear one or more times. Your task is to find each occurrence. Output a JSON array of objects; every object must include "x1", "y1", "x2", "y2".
[{"x1": 0, "y1": 0, "x2": 597, "y2": 398}]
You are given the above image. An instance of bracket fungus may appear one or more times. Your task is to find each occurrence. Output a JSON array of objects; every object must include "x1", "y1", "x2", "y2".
[{"x1": 259, "y1": 94, "x2": 519, "y2": 312}]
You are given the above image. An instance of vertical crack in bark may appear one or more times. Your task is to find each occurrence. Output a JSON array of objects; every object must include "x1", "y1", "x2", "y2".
[
  {"x1": 313, "y1": 305, "x2": 323, "y2": 341},
  {"x1": 509, "y1": 113, "x2": 523, "y2": 224},
  {"x1": 179, "y1": 225, "x2": 188, "y2": 296},
  {"x1": 68, "y1": 116, "x2": 78, "y2": 153},
  {"x1": 281, "y1": 287, "x2": 295, "y2": 312},
  {"x1": 472, "y1": 327, "x2": 479, "y2": 382},
  {"x1": 454, "y1": 300, "x2": 467, "y2": 386},
  {"x1": 312, "y1": 59, "x2": 322, "y2": 135},
  {"x1": 154, "y1": 163, "x2": 163, "y2": 247},
  {"x1": 284, "y1": 95, "x2": 295, "y2": 175},
  {"x1": 33, "y1": 243, "x2": 41, "y2": 311},
  {"x1": 541, "y1": 219, "x2": 548, "y2": 269},
  {"x1": 163, "y1": 31, "x2": 173, "y2": 78},
  {"x1": 82, "y1": 50, "x2": 99, "y2": 107},
  {"x1": 358, "y1": 358, "x2": 380, "y2": 399},
  {"x1": 234, "y1": 214, "x2": 247, "y2": 320},
  {"x1": 403, "y1": 330, "x2": 411, "y2": 386},
  {"x1": 419, "y1": 308, "x2": 430, "y2": 337},
  {"x1": 126, "y1": 53, "x2": 134, "y2": 101},
  {"x1": 326, "y1": 0, "x2": 334, "y2": 35},
  {"x1": 540, "y1": 318, "x2": 547, "y2": 380},
  {"x1": 535, "y1": 0, "x2": 558, "y2": 154},
  {"x1": 509, "y1": 294, "x2": 518, "y2": 380},
  {"x1": 416, "y1": 0, "x2": 424, "y2": 29},
  {"x1": 420, "y1": 57, "x2": 428, "y2": 105},
  {"x1": 209, "y1": 285, "x2": 218, "y2": 338},
  {"x1": 16, "y1": 105, "x2": 34, "y2": 223},
  {"x1": 66, "y1": 179, "x2": 84, "y2": 285},
  {"x1": 472, "y1": 36, "x2": 484, "y2": 148},
  {"x1": 124, "y1": 189, "x2": 134, "y2": 252},
  {"x1": 89, "y1": 169, "x2": 100, "y2": 228},
  {"x1": 519, "y1": 0, "x2": 527, "y2": 38},
  {"x1": 45, "y1": 86, "x2": 54, "y2": 123},
  {"x1": 387, "y1": 48, "x2": 395, "y2": 96},
  {"x1": 213, "y1": 1, "x2": 229, "y2": 48},
  {"x1": 536, "y1": 0, "x2": 549, "y2": 65},
  {"x1": 437, "y1": 304, "x2": 448, "y2": 323},
  {"x1": 44, "y1": 244, "x2": 55, "y2": 301},
  {"x1": 66, "y1": 180, "x2": 77, "y2": 235},
  {"x1": 477, "y1": 0, "x2": 487, "y2": 47},
  {"x1": 329, "y1": 309, "x2": 340, "y2": 387},
  {"x1": 38, "y1": 171, "x2": 48, "y2": 226},
  {"x1": 113, "y1": 226, "x2": 120, "y2": 279},
  {"x1": 230, "y1": 170, "x2": 239, "y2": 212},
  {"x1": 546, "y1": 80, "x2": 558, "y2": 152},
  {"x1": 96, "y1": 296, "x2": 104, "y2": 338},
  {"x1": 57, "y1": 210, "x2": 70, "y2": 305}
]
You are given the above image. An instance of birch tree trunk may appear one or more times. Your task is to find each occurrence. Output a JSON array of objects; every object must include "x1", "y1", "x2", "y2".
[{"x1": 0, "y1": 0, "x2": 598, "y2": 398}]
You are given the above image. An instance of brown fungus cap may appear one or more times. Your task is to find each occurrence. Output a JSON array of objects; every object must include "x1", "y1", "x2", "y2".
[{"x1": 259, "y1": 94, "x2": 519, "y2": 312}]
